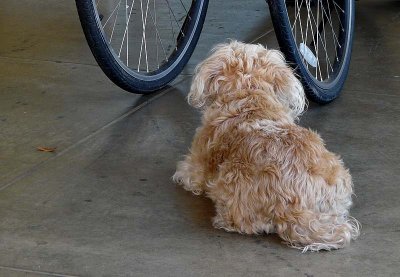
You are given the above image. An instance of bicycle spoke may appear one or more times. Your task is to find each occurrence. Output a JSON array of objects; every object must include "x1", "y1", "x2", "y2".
[
  {"x1": 326, "y1": 0, "x2": 339, "y2": 62},
  {"x1": 294, "y1": 0, "x2": 306, "y2": 65},
  {"x1": 167, "y1": 0, "x2": 176, "y2": 51},
  {"x1": 332, "y1": 0, "x2": 345, "y2": 13},
  {"x1": 315, "y1": 0, "x2": 323, "y2": 80},
  {"x1": 164, "y1": 0, "x2": 185, "y2": 37},
  {"x1": 304, "y1": 0, "x2": 311, "y2": 69},
  {"x1": 178, "y1": 0, "x2": 189, "y2": 18},
  {"x1": 154, "y1": 0, "x2": 159, "y2": 69},
  {"x1": 319, "y1": 1, "x2": 341, "y2": 48},
  {"x1": 311, "y1": 1, "x2": 334, "y2": 76},
  {"x1": 304, "y1": 0, "x2": 318, "y2": 71},
  {"x1": 118, "y1": 0, "x2": 135, "y2": 57},
  {"x1": 126, "y1": 0, "x2": 129, "y2": 66},
  {"x1": 148, "y1": 9, "x2": 169, "y2": 62},
  {"x1": 333, "y1": 0, "x2": 344, "y2": 31},
  {"x1": 294, "y1": 0, "x2": 297, "y2": 44},
  {"x1": 291, "y1": 0, "x2": 305, "y2": 32},
  {"x1": 93, "y1": 0, "x2": 195, "y2": 73},
  {"x1": 138, "y1": 0, "x2": 150, "y2": 72},
  {"x1": 109, "y1": 1, "x2": 121, "y2": 43},
  {"x1": 102, "y1": 1, "x2": 121, "y2": 28},
  {"x1": 321, "y1": 7, "x2": 332, "y2": 77}
]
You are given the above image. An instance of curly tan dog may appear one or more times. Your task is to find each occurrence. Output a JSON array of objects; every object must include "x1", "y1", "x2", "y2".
[{"x1": 173, "y1": 41, "x2": 359, "y2": 252}]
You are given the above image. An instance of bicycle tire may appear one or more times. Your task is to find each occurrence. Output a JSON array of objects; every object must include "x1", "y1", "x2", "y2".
[
  {"x1": 267, "y1": 0, "x2": 355, "y2": 104},
  {"x1": 76, "y1": 0, "x2": 209, "y2": 94}
]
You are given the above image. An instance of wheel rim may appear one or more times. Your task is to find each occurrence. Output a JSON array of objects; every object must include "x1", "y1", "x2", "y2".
[
  {"x1": 284, "y1": 0, "x2": 351, "y2": 84},
  {"x1": 92, "y1": 0, "x2": 201, "y2": 78}
]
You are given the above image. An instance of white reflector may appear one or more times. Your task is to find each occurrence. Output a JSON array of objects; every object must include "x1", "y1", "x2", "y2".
[{"x1": 299, "y1": 43, "x2": 317, "y2": 68}]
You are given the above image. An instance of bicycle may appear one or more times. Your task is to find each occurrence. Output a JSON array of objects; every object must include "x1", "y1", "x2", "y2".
[{"x1": 76, "y1": 0, "x2": 355, "y2": 104}]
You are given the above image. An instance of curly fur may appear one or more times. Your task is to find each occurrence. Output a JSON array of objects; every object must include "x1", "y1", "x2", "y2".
[{"x1": 173, "y1": 41, "x2": 360, "y2": 252}]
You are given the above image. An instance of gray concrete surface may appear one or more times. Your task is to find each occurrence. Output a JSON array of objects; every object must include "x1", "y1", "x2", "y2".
[{"x1": 0, "y1": 0, "x2": 399, "y2": 276}]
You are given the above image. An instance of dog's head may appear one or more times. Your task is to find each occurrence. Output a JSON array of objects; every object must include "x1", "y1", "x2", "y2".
[{"x1": 188, "y1": 41, "x2": 306, "y2": 118}]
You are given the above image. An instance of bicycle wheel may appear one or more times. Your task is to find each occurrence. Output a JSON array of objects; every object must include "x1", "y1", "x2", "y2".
[
  {"x1": 268, "y1": 0, "x2": 355, "y2": 103},
  {"x1": 76, "y1": 0, "x2": 209, "y2": 94}
]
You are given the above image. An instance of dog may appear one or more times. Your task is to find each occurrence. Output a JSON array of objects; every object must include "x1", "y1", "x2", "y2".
[{"x1": 173, "y1": 41, "x2": 360, "y2": 252}]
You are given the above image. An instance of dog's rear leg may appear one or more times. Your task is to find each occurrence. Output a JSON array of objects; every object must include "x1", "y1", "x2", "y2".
[
  {"x1": 173, "y1": 154, "x2": 206, "y2": 195},
  {"x1": 275, "y1": 209, "x2": 360, "y2": 252},
  {"x1": 212, "y1": 202, "x2": 239, "y2": 233},
  {"x1": 212, "y1": 200, "x2": 275, "y2": 235},
  {"x1": 209, "y1": 164, "x2": 276, "y2": 235}
]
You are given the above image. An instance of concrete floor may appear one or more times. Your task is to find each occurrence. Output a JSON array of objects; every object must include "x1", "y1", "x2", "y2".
[{"x1": 0, "y1": 0, "x2": 399, "y2": 276}]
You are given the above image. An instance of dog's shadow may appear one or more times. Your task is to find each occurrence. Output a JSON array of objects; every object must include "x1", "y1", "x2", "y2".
[{"x1": 174, "y1": 185, "x2": 286, "y2": 250}]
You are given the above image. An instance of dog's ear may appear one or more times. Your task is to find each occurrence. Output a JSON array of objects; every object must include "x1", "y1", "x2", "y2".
[
  {"x1": 187, "y1": 42, "x2": 235, "y2": 108},
  {"x1": 267, "y1": 50, "x2": 307, "y2": 119},
  {"x1": 187, "y1": 59, "x2": 217, "y2": 108}
]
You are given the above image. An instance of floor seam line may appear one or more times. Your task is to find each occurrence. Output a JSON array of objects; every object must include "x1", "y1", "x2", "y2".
[
  {"x1": 344, "y1": 90, "x2": 400, "y2": 98},
  {"x1": 249, "y1": 28, "x2": 275, "y2": 44},
  {"x1": 0, "y1": 55, "x2": 98, "y2": 67},
  {"x1": 0, "y1": 76, "x2": 191, "y2": 192},
  {"x1": 0, "y1": 265, "x2": 80, "y2": 277}
]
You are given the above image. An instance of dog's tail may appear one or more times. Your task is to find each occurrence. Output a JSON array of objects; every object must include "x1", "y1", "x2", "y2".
[{"x1": 276, "y1": 210, "x2": 360, "y2": 252}]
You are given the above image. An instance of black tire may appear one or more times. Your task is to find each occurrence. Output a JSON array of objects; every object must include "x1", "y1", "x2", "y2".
[
  {"x1": 76, "y1": 0, "x2": 209, "y2": 94},
  {"x1": 267, "y1": 0, "x2": 355, "y2": 103}
]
